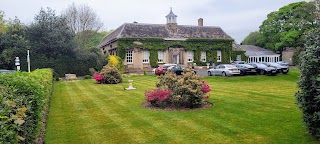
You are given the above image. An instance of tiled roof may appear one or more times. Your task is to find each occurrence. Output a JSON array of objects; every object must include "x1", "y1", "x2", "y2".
[
  {"x1": 238, "y1": 45, "x2": 279, "y2": 56},
  {"x1": 99, "y1": 23, "x2": 233, "y2": 47}
]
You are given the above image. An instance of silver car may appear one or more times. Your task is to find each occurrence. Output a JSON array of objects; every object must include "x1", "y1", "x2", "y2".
[{"x1": 208, "y1": 64, "x2": 240, "y2": 76}]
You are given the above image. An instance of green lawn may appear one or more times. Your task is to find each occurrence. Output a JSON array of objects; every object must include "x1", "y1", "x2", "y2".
[{"x1": 45, "y1": 69, "x2": 318, "y2": 144}]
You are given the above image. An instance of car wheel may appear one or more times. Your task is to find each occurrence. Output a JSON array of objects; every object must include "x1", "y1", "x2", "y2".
[
  {"x1": 208, "y1": 71, "x2": 212, "y2": 76},
  {"x1": 259, "y1": 70, "x2": 265, "y2": 75},
  {"x1": 240, "y1": 71, "x2": 244, "y2": 76},
  {"x1": 282, "y1": 71, "x2": 288, "y2": 74},
  {"x1": 222, "y1": 72, "x2": 227, "y2": 77}
]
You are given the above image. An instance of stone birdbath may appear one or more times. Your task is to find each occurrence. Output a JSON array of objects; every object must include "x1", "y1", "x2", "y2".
[{"x1": 125, "y1": 80, "x2": 136, "y2": 90}]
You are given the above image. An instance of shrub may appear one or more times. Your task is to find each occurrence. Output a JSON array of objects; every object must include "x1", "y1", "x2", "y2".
[
  {"x1": 145, "y1": 89, "x2": 172, "y2": 107},
  {"x1": 99, "y1": 65, "x2": 122, "y2": 84},
  {"x1": 146, "y1": 69, "x2": 211, "y2": 109},
  {"x1": 84, "y1": 75, "x2": 92, "y2": 79},
  {"x1": 93, "y1": 73, "x2": 103, "y2": 83},
  {"x1": 108, "y1": 55, "x2": 119, "y2": 67},
  {"x1": 292, "y1": 47, "x2": 304, "y2": 66},
  {"x1": 107, "y1": 55, "x2": 125, "y2": 74},
  {"x1": 0, "y1": 69, "x2": 53, "y2": 143},
  {"x1": 89, "y1": 68, "x2": 97, "y2": 75},
  {"x1": 130, "y1": 73, "x2": 138, "y2": 77},
  {"x1": 144, "y1": 70, "x2": 147, "y2": 75},
  {"x1": 295, "y1": 28, "x2": 320, "y2": 139}
]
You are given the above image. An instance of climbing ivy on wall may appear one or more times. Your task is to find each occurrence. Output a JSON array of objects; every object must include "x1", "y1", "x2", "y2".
[
  {"x1": 231, "y1": 50, "x2": 247, "y2": 61},
  {"x1": 149, "y1": 50, "x2": 158, "y2": 67},
  {"x1": 116, "y1": 37, "x2": 237, "y2": 65}
]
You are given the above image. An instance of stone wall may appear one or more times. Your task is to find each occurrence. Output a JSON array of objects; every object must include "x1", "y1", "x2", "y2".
[{"x1": 282, "y1": 48, "x2": 295, "y2": 65}]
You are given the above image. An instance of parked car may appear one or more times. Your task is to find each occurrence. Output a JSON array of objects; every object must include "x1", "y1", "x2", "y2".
[
  {"x1": 167, "y1": 65, "x2": 184, "y2": 75},
  {"x1": 155, "y1": 64, "x2": 177, "y2": 75},
  {"x1": 231, "y1": 61, "x2": 246, "y2": 65},
  {"x1": 234, "y1": 64, "x2": 257, "y2": 75},
  {"x1": 180, "y1": 66, "x2": 197, "y2": 74},
  {"x1": 248, "y1": 63, "x2": 277, "y2": 75},
  {"x1": 262, "y1": 62, "x2": 289, "y2": 74},
  {"x1": 207, "y1": 64, "x2": 240, "y2": 76},
  {"x1": 277, "y1": 61, "x2": 289, "y2": 66}
]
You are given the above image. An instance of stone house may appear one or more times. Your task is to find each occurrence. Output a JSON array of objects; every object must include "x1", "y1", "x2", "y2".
[{"x1": 99, "y1": 9, "x2": 243, "y2": 71}]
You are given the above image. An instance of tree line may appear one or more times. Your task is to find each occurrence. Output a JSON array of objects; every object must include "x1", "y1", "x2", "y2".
[
  {"x1": 242, "y1": 1, "x2": 317, "y2": 65},
  {"x1": 0, "y1": 3, "x2": 108, "y2": 76}
]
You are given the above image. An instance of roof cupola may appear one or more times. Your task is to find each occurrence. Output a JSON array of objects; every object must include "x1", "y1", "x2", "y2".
[{"x1": 166, "y1": 7, "x2": 177, "y2": 24}]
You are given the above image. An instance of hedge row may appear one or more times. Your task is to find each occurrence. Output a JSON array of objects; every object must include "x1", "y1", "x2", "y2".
[{"x1": 0, "y1": 69, "x2": 53, "y2": 143}]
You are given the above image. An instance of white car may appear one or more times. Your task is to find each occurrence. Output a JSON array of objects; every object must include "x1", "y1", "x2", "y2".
[{"x1": 208, "y1": 64, "x2": 240, "y2": 76}]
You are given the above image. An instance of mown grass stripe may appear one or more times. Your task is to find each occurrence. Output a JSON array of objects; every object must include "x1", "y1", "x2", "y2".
[
  {"x1": 83, "y1": 81, "x2": 188, "y2": 143},
  {"x1": 45, "y1": 69, "x2": 319, "y2": 144}
]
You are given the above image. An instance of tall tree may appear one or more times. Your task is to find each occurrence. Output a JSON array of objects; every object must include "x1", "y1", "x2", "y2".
[
  {"x1": 27, "y1": 8, "x2": 76, "y2": 59},
  {"x1": 26, "y1": 8, "x2": 77, "y2": 75},
  {"x1": 259, "y1": 1, "x2": 316, "y2": 52},
  {"x1": 241, "y1": 31, "x2": 260, "y2": 45},
  {"x1": 295, "y1": 0, "x2": 320, "y2": 139},
  {"x1": 63, "y1": 3, "x2": 103, "y2": 33},
  {"x1": 63, "y1": 3, "x2": 104, "y2": 49},
  {"x1": 0, "y1": 17, "x2": 28, "y2": 69},
  {"x1": 0, "y1": 11, "x2": 7, "y2": 33}
]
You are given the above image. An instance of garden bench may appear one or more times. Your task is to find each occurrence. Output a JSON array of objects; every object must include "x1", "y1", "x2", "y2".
[{"x1": 65, "y1": 74, "x2": 77, "y2": 81}]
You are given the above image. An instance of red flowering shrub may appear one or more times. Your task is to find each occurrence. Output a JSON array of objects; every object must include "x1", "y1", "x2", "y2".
[
  {"x1": 145, "y1": 89, "x2": 171, "y2": 104},
  {"x1": 201, "y1": 80, "x2": 211, "y2": 94}
]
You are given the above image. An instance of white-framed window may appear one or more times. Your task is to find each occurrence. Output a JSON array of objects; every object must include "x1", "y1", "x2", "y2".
[
  {"x1": 126, "y1": 50, "x2": 133, "y2": 64},
  {"x1": 188, "y1": 51, "x2": 194, "y2": 62},
  {"x1": 142, "y1": 50, "x2": 149, "y2": 63},
  {"x1": 201, "y1": 51, "x2": 206, "y2": 62},
  {"x1": 158, "y1": 51, "x2": 164, "y2": 63},
  {"x1": 217, "y1": 50, "x2": 222, "y2": 62}
]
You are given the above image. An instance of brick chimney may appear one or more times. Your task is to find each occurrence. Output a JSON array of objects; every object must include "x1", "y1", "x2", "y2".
[{"x1": 198, "y1": 18, "x2": 203, "y2": 26}]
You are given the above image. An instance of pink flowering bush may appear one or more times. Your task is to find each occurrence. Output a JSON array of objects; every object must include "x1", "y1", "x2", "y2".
[
  {"x1": 201, "y1": 80, "x2": 211, "y2": 93},
  {"x1": 146, "y1": 68, "x2": 212, "y2": 109},
  {"x1": 145, "y1": 89, "x2": 172, "y2": 107},
  {"x1": 93, "y1": 73, "x2": 103, "y2": 83}
]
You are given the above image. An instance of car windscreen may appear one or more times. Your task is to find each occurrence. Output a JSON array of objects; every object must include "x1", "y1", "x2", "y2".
[
  {"x1": 163, "y1": 65, "x2": 174, "y2": 69},
  {"x1": 269, "y1": 63, "x2": 282, "y2": 67},
  {"x1": 225, "y1": 65, "x2": 236, "y2": 68},
  {"x1": 255, "y1": 63, "x2": 267, "y2": 68}
]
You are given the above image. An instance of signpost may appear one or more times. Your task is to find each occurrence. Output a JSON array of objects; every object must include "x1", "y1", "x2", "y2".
[
  {"x1": 27, "y1": 50, "x2": 30, "y2": 73},
  {"x1": 15, "y1": 57, "x2": 20, "y2": 71}
]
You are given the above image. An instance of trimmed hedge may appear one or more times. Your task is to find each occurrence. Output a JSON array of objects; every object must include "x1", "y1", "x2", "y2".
[{"x1": 0, "y1": 69, "x2": 53, "y2": 143}]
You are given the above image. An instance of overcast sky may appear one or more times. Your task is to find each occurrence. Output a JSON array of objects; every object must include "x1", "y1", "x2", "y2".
[{"x1": 0, "y1": 0, "x2": 311, "y2": 43}]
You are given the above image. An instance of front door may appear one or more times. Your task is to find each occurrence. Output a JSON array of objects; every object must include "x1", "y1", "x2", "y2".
[
  {"x1": 176, "y1": 54, "x2": 179, "y2": 64},
  {"x1": 173, "y1": 52, "x2": 180, "y2": 64},
  {"x1": 172, "y1": 54, "x2": 180, "y2": 64}
]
